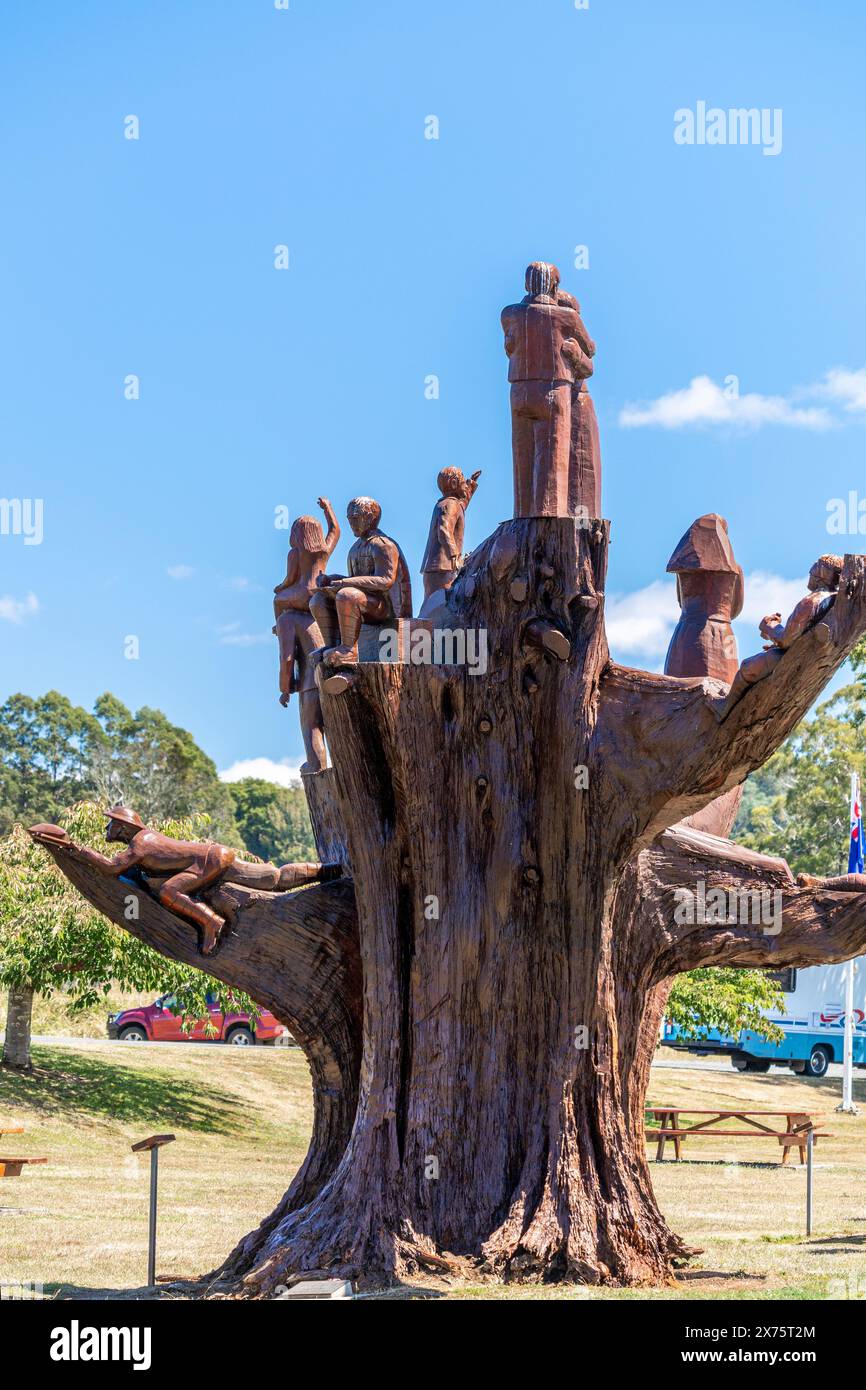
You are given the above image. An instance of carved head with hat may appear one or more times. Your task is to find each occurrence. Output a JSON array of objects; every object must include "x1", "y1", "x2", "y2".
[{"x1": 103, "y1": 804, "x2": 146, "y2": 843}]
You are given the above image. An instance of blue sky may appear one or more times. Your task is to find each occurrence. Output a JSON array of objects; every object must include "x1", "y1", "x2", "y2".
[{"x1": 2, "y1": 0, "x2": 865, "y2": 781}]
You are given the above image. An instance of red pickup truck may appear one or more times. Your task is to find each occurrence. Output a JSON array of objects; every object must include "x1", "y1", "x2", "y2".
[{"x1": 107, "y1": 991, "x2": 288, "y2": 1046}]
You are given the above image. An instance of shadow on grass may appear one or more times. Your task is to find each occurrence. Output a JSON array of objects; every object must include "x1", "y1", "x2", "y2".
[
  {"x1": 650, "y1": 1158, "x2": 793, "y2": 1169},
  {"x1": 0, "y1": 1046, "x2": 252, "y2": 1135},
  {"x1": 46, "y1": 1281, "x2": 197, "y2": 1301}
]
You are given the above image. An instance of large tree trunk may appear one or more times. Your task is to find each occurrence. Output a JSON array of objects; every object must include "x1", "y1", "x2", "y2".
[
  {"x1": 36, "y1": 520, "x2": 866, "y2": 1292},
  {"x1": 2, "y1": 985, "x2": 35, "y2": 1073}
]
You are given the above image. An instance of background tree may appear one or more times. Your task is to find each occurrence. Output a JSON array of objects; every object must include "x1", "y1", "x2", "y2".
[
  {"x1": 0, "y1": 692, "x2": 102, "y2": 835},
  {"x1": 734, "y1": 635, "x2": 866, "y2": 874},
  {"x1": 227, "y1": 778, "x2": 316, "y2": 862},
  {"x1": 87, "y1": 693, "x2": 240, "y2": 844}
]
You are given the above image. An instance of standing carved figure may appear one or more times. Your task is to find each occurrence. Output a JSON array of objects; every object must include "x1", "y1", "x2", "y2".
[
  {"x1": 419, "y1": 466, "x2": 481, "y2": 614},
  {"x1": 29, "y1": 808, "x2": 342, "y2": 957},
  {"x1": 710, "y1": 553, "x2": 844, "y2": 721},
  {"x1": 502, "y1": 262, "x2": 596, "y2": 518},
  {"x1": 665, "y1": 513, "x2": 744, "y2": 683},
  {"x1": 310, "y1": 496, "x2": 412, "y2": 667},
  {"x1": 273, "y1": 497, "x2": 340, "y2": 774},
  {"x1": 555, "y1": 284, "x2": 602, "y2": 517}
]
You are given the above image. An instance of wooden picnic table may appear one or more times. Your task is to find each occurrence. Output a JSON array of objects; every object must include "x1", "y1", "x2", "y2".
[
  {"x1": 646, "y1": 1107, "x2": 828, "y2": 1165},
  {"x1": 0, "y1": 1122, "x2": 47, "y2": 1178}
]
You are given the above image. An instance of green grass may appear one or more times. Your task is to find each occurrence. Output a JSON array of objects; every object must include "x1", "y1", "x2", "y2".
[
  {"x1": 3, "y1": 1043, "x2": 866, "y2": 1299},
  {"x1": 0, "y1": 1040, "x2": 311, "y2": 1296}
]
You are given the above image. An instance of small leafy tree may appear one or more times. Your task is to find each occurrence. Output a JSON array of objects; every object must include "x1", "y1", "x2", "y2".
[
  {"x1": 734, "y1": 637, "x2": 866, "y2": 875},
  {"x1": 0, "y1": 803, "x2": 253, "y2": 1072},
  {"x1": 667, "y1": 967, "x2": 785, "y2": 1044}
]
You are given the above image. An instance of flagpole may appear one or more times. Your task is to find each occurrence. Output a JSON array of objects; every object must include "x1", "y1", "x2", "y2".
[
  {"x1": 838, "y1": 772, "x2": 861, "y2": 1114},
  {"x1": 841, "y1": 956, "x2": 856, "y2": 1112}
]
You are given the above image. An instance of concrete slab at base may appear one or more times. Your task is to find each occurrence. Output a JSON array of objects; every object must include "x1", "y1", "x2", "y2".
[{"x1": 274, "y1": 1278, "x2": 354, "y2": 1300}]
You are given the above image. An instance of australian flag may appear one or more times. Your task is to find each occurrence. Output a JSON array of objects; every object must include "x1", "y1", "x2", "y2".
[{"x1": 850, "y1": 774, "x2": 865, "y2": 875}]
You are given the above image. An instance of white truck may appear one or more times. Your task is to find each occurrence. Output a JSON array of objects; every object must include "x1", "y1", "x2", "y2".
[{"x1": 663, "y1": 962, "x2": 864, "y2": 1078}]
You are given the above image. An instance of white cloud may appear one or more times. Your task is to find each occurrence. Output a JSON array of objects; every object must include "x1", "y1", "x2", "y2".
[
  {"x1": 619, "y1": 375, "x2": 832, "y2": 431},
  {"x1": 218, "y1": 630, "x2": 271, "y2": 646},
  {"x1": 219, "y1": 757, "x2": 305, "y2": 788},
  {"x1": 606, "y1": 570, "x2": 809, "y2": 668},
  {"x1": 166, "y1": 564, "x2": 195, "y2": 580},
  {"x1": 737, "y1": 571, "x2": 806, "y2": 627},
  {"x1": 224, "y1": 576, "x2": 262, "y2": 592},
  {"x1": 605, "y1": 579, "x2": 678, "y2": 663},
  {"x1": 0, "y1": 592, "x2": 38, "y2": 624},
  {"x1": 810, "y1": 367, "x2": 866, "y2": 415}
]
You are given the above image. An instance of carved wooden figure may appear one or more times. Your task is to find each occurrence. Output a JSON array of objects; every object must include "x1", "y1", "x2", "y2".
[
  {"x1": 29, "y1": 807, "x2": 341, "y2": 957},
  {"x1": 502, "y1": 262, "x2": 597, "y2": 518},
  {"x1": 419, "y1": 466, "x2": 481, "y2": 615},
  {"x1": 711, "y1": 554, "x2": 843, "y2": 721},
  {"x1": 273, "y1": 497, "x2": 340, "y2": 773},
  {"x1": 309, "y1": 496, "x2": 412, "y2": 667},
  {"x1": 665, "y1": 513, "x2": 744, "y2": 683},
  {"x1": 555, "y1": 284, "x2": 602, "y2": 517}
]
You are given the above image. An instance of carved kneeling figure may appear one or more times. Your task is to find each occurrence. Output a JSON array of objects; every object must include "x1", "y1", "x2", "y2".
[
  {"x1": 709, "y1": 554, "x2": 843, "y2": 723},
  {"x1": 30, "y1": 806, "x2": 343, "y2": 957}
]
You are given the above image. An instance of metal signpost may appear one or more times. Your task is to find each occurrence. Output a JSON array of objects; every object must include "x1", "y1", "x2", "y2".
[{"x1": 131, "y1": 1133, "x2": 176, "y2": 1286}]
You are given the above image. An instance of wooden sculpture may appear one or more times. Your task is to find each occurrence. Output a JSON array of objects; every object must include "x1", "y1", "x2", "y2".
[
  {"x1": 710, "y1": 554, "x2": 843, "y2": 721},
  {"x1": 665, "y1": 513, "x2": 744, "y2": 682},
  {"x1": 34, "y1": 271, "x2": 866, "y2": 1295},
  {"x1": 419, "y1": 466, "x2": 481, "y2": 616},
  {"x1": 502, "y1": 262, "x2": 597, "y2": 518},
  {"x1": 665, "y1": 513, "x2": 746, "y2": 835},
  {"x1": 273, "y1": 497, "x2": 340, "y2": 773},
  {"x1": 29, "y1": 806, "x2": 342, "y2": 957},
  {"x1": 309, "y1": 496, "x2": 412, "y2": 667}
]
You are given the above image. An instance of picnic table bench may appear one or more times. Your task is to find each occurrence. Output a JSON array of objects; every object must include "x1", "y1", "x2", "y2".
[
  {"x1": 0, "y1": 1123, "x2": 47, "y2": 1178},
  {"x1": 646, "y1": 1108, "x2": 831, "y2": 1165}
]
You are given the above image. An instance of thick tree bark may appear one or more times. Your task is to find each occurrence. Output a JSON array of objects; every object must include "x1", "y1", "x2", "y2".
[
  {"x1": 37, "y1": 524, "x2": 866, "y2": 1292},
  {"x1": 2, "y1": 985, "x2": 35, "y2": 1073}
]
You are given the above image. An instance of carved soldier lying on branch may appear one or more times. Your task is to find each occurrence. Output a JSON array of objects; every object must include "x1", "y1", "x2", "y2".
[{"x1": 29, "y1": 806, "x2": 343, "y2": 957}]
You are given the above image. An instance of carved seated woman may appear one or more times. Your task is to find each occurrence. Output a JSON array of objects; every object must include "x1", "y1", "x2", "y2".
[
  {"x1": 273, "y1": 497, "x2": 340, "y2": 772},
  {"x1": 710, "y1": 554, "x2": 844, "y2": 722}
]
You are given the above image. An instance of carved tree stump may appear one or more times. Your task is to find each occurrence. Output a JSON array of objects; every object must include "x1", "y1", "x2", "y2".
[
  {"x1": 229, "y1": 523, "x2": 866, "y2": 1290},
  {"x1": 39, "y1": 519, "x2": 866, "y2": 1292}
]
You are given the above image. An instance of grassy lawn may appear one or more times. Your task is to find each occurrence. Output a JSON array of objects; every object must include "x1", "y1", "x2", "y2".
[
  {"x1": 2, "y1": 1043, "x2": 865, "y2": 1299},
  {"x1": 0, "y1": 1040, "x2": 311, "y2": 1297}
]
